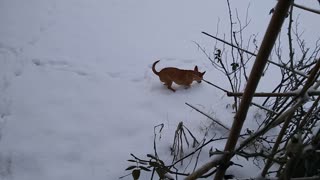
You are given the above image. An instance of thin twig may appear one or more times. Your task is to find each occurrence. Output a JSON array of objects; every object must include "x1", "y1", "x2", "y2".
[
  {"x1": 202, "y1": 31, "x2": 311, "y2": 79},
  {"x1": 202, "y1": 79, "x2": 229, "y2": 93},
  {"x1": 288, "y1": 4, "x2": 299, "y2": 84},
  {"x1": 260, "y1": 102, "x2": 298, "y2": 176},
  {"x1": 202, "y1": 79, "x2": 278, "y2": 115},
  {"x1": 170, "y1": 136, "x2": 228, "y2": 168},
  {"x1": 261, "y1": 59, "x2": 320, "y2": 176},
  {"x1": 214, "y1": 1, "x2": 293, "y2": 178},
  {"x1": 293, "y1": 3, "x2": 320, "y2": 15},
  {"x1": 185, "y1": 102, "x2": 230, "y2": 131},
  {"x1": 227, "y1": 91, "x2": 320, "y2": 97}
]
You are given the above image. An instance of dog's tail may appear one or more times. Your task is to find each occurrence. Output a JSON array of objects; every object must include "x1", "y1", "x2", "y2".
[{"x1": 152, "y1": 60, "x2": 160, "y2": 76}]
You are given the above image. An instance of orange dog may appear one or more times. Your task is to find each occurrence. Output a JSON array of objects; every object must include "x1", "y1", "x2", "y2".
[{"x1": 152, "y1": 60, "x2": 206, "y2": 92}]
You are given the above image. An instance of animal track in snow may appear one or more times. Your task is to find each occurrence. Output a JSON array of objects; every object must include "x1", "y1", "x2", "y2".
[
  {"x1": 32, "y1": 59, "x2": 70, "y2": 67},
  {"x1": 31, "y1": 58, "x2": 90, "y2": 77},
  {"x1": 106, "y1": 72, "x2": 122, "y2": 78},
  {"x1": 130, "y1": 77, "x2": 143, "y2": 82},
  {"x1": 0, "y1": 43, "x2": 21, "y2": 57},
  {"x1": 74, "y1": 70, "x2": 88, "y2": 76},
  {"x1": 31, "y1": 59, "x2": 46, "y2": 66},
  {"x1": 181, "y1": 59, "x2": 195, "y2": 63},
  {"x1": 47, "y1": 60, "x2": 70, "y2": 67},
  {"x1": 164, "y1": 58, "x2": 176, "y2": 61},
  {"x1": 0, "y1": 43, "x2": 24, "y2": 88},
  {"x1": 106, "y1": 71, "x2": 145, "y2": 84},
  {"x1": 130, "y1": 70, "x2": 150, "y2": 83},
  {"x1": 0, "y1": 153, "x2": 12, "y2": 178}
]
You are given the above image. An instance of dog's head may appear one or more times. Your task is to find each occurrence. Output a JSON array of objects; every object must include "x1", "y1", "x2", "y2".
[{"x1": 193, "y1": 66, "x2": 206, "y2": 83}]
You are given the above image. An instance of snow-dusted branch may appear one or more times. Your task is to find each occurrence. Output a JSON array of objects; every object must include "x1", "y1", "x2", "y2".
[
  {"x1": 299, "y1": 95, "x2": 320, "y2": 128},
  {"x1": 184, "y1": 155, "x2": 223, "y2": 180},
  {"x1": 261, "y1": 59, "x2": 320, "y2": 177},
  {"x1": 202, "y1": 79, "x2": 278, "y2": 115},
  {"x1": 238, "y1": 58, "x2": 320, "y2": 151},
  {"x1": 261, "y1": 99, "x2": 303, "y2": 177}
]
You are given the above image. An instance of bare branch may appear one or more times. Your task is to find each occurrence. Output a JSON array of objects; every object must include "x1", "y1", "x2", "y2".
[
  {"x1": 202, "y1": 79, "x2": 278, "y2": 115},
  {"x1": 293, "y1": 3, "x2": 320, "y2": 15},
  {"x1": 202, "y1": 31, "x2": 312, "y2": 79},
  {"x1": 185, "y1": 155, "x2": 223, "y2": 180},
  {"x1": 227, "y1": 91, "x2": 320, "y2": 97},
  {"x1": 185, "y1": 102, "x2": 230, "y2": 131}
]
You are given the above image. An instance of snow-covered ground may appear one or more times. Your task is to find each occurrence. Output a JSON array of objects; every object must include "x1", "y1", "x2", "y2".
[{"x1": 1, "y1": 0, "x2": 319, "y2": 179}]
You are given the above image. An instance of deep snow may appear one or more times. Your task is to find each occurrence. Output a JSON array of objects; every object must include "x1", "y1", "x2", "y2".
[{"x1": 1, "y1": 0, "x2": 320, "y2": 179}]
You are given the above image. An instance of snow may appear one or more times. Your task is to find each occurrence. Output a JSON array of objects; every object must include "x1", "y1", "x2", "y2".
[{"x1": 1, "y1": 0, "x2": 319, "y2": 179}]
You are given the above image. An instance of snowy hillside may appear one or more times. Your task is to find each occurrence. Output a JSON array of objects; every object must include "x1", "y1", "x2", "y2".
[{"x1": 1, "y1": 0, "x2": 319, "y2": 179}]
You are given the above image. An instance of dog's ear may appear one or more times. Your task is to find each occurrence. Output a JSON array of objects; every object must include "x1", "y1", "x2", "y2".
[
  {"x1": 202, "y1": 71, "x2": 206, "y2": 76},
  {"x1": 194, "y1": 66, "x2": 199, "y2": 72}
]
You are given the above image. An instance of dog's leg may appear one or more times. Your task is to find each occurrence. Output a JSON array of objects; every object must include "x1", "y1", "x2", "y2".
[{"x1": 166, "y1": 81, "x2": 175, "y2": 92}]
